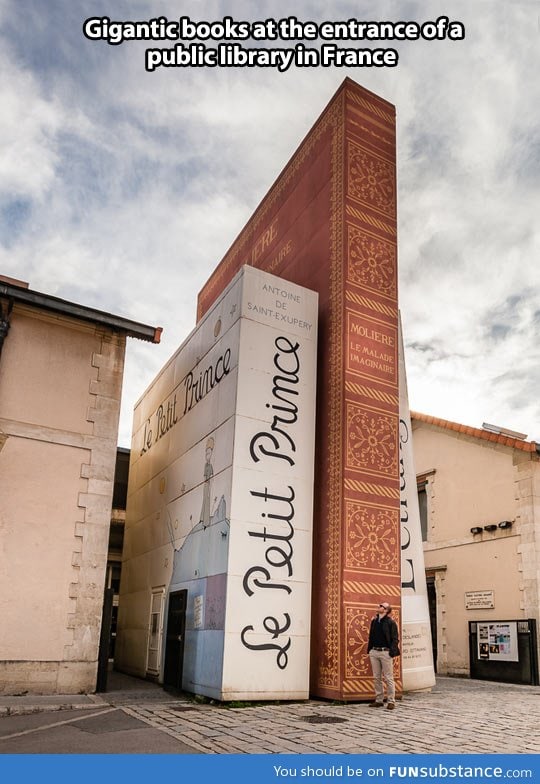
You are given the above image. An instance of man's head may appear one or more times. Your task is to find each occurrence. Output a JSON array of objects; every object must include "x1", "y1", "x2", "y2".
[{"x1": 378, "y1": 602, "x2": 392, "y2": 615}]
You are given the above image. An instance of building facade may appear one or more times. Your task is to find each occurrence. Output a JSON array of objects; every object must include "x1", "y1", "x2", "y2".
[
  {"x1": 0, "y1": 276, "x2": 160, "y2": 695},
  {"x1": 412, "y1": 412, "x2": 540, "y2": 680}
]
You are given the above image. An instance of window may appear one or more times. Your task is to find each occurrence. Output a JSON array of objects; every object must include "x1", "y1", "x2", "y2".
[
  {"x1": 417, "y1": 480, "x2": 428, "y2": 542},
  {"x1": 146, "y1": 588, "x2": 165, "y2": 675},
  {"x1": 416, "y1": 470, "x2": 435, "y2": 542}
]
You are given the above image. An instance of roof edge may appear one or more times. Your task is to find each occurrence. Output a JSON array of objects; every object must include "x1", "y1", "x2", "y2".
[
  {"x1": 411, "y1": 411, "x2": 536, "y2": 453},
  {"x1": 0, "y1": 281, "x2": 162, "y2": 344}
]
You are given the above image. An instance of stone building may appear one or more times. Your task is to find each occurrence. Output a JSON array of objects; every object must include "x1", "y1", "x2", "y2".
[
  {"x1": 412, "y1": 411, "x2": 540, "y2": 682},
  {"x1": 0, "y1": 275, "x2": 160, "y2": 695}
]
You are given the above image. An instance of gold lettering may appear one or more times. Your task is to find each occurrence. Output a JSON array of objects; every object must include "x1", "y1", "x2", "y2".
[
  {"x1": 349, "y1": 322, "x2": 395, "y2": 347},
  {"x1": 268, "y1": 239, "x2": 293, "y2": 273},
  {"x1": 252, "y1": 218, "x2": 279, "y2": 263}
]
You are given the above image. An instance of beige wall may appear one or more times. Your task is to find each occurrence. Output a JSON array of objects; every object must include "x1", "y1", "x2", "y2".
[
  {"x1": 415, "y1": 425, "x2": 517, "y2": 539},
  {"x1": 413, "y1": 421, "x2": 540, "y2": 677},
  {"x1": 0, "y1": 305, "x2": 125, "y2": 694}
]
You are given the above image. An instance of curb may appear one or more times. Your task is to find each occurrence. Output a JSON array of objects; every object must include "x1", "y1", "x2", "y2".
[{"x1": 0, "y1": 700, "x2": 111, "y2": 717}]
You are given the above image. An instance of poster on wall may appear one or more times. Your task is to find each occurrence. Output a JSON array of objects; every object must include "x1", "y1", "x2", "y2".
[{"x1": 477, "y1": 622, "x2": 518, "y2": 662}]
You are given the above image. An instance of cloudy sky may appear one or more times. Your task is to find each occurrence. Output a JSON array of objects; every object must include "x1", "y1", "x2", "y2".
[{"x1": 1, "y1": 0, "x2": 538, "y2": 446}]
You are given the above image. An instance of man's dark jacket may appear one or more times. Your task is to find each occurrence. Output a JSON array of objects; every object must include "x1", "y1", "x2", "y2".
[{"x1": 367, "y1": 614, "x2": 400, "y2": 658}]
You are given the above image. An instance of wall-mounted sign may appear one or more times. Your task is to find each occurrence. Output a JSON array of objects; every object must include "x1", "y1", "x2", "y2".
[
  {"x1": 477, "y1": 621, "x2": 518, "y2": 662},
  {"x1": 465, "y1": 590, "x2": 494, "y2": 610},
  {"x1": 193, "y1": 595, "x2": 204, "y2": 629}
]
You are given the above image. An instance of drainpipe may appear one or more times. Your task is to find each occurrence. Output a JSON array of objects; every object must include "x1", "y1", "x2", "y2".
[{"x1": 0, "y1": 298, "x2": 13, "y2": 361}]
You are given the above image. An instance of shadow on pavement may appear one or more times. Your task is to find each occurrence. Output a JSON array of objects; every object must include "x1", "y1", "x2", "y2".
[{"x1": 98, "y1": 664, "x2": 192, "y2": 706}]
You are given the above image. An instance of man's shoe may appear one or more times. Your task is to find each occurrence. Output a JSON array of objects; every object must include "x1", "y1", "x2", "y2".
[
  {"x1": 368, "y1": 701, "x2": 384, "y2": 708},
  {"x1": 387, "y1": 702, "x2": 395, "y2": 710}
]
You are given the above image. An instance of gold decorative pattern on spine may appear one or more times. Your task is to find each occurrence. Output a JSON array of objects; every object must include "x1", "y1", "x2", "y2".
[
  {"x1": 342, "y1": 680, "x2": 373, "y2": 695},
  {"x1": 318, "y1": 96, "x2": 345, "y2": 690},
  {"x1": 345, "y1": 501, "x2": 399, "y2": 571},
  {"x1": 345, "y1": 289, "x2": 398, "y2": 319},
  {"x1": 346, "y1": 403, "x2": 398, "y2": 476},
  {"x1": 344, "y1": 478, "x2": 400, "y2": 499},
  {"x1": 345, "y1": 380, "x2": 398, "y2": 406},
  {"x1": 343, "y1": 581, "x2": 401, "y2": 596},
  {"x1": 348, "y1": 106, "x2": 396, "y2": 140},
  {"x1": 347, "y1": 141, "x2": 396, "y2": 218},
  {"x1": 346, "y1": 204, "x2": 396, "y2": 237},
  {"x1": 347, "y1": 225, "x2": 397, "y2": 298},
  {"x1": 345, "y1": 606, "x2": 372, "y2": 678},
  {"x1": 348, "y1": 92, "x2": 395, "y2": 125}
]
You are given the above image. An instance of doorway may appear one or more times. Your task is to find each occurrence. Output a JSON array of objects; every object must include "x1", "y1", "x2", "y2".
[
  {"x1": 96, "y1": 586, "x2": 114, "y2": 692},
  {"x1": 426, "y1": 576, "x2": 437, "y2": 672},
  {"x1": 163, "y1": 590, "x2": 187, "y2": 691}
]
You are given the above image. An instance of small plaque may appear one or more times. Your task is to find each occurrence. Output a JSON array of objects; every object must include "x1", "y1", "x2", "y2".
[
  {"x1": 465, "y1": 590, "x2": 494, "y2": 610},
  {"x1": 193, "y1": 595, "x2": 204, "y2": 629}
]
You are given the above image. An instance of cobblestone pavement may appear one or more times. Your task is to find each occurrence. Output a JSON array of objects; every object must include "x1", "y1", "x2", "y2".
[
  {"x1": 1, "y1": 676, "x2": 539, "y2": 755},
  {"x1": 119, "y1": 677, "x2": 540, "y2": 755}
]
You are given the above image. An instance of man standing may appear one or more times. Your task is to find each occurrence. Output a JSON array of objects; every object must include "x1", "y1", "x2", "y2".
[{"x1": 367, "y1": 601, "x2": 400, "y2": 710}]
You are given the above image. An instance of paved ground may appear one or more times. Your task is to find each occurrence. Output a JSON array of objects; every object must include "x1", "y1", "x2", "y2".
[{"x1": 1, "y1": 670, "x2": 539, "y2": 754}]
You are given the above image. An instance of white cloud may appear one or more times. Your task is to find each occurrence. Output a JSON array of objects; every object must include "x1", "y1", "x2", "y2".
[
  {"x1": 0, "y1": 54, "x2": 62, "y2": 203},
  {"x1": 2, "y1": 0, "x2": 539, "y2": 443}
]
